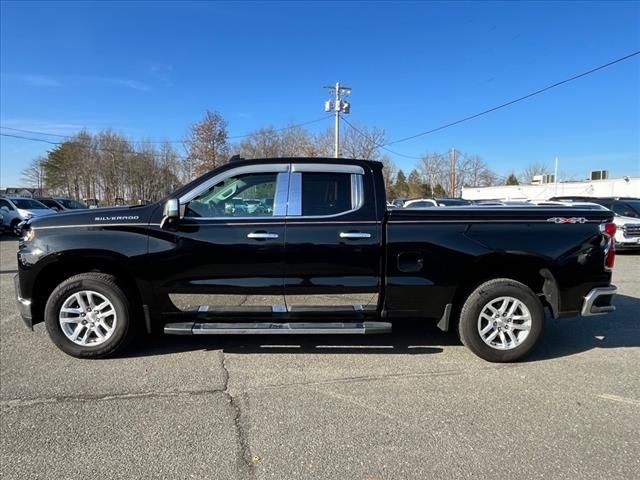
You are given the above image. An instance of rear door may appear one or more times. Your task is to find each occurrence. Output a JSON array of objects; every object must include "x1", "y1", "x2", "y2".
[{"x1": 283, "y1": 163, "x2": 382, "y2": 316}]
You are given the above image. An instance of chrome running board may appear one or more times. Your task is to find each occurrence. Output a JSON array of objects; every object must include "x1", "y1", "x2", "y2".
[{"x1": 164, "y1": 321, "x2": 392, "y2": 335}]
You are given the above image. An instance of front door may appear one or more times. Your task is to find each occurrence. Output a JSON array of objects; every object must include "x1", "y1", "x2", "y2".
[
  {"x1": 283, "y1": 163, "x2": 382, "y2": 316},
  {"x1": 150, "y1": 163, "x2": 289, "y2": 318}
]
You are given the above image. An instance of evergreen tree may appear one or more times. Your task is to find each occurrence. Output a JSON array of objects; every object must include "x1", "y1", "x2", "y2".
[
  {"x1": 394, "y1": 169, "x2": 409, "y2": 198},
  {"x1": 505, "y1": 174, "x2": 519, "y2": 185}
]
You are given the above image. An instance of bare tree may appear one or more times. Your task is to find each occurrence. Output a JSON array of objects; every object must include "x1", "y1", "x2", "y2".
[
  {"x1": 457, "y1": 154, "x2": 497, "y2": 189},
  {"x1": 418, "y1": 152, "x2": 448, "y2": 194},
  {"x1": 418, "y1": 151, "x2": 496, "y2": 197},
  {"x1": 184, "y1": 110, "x2": 229, "y2": 178},
  {"x1": 21, "y1": 157, "x2": 47, "y2": 194},
  {"x1": 237, "y1": 127, "x2": 281, "y2": 158},
  {"x1": 379, "y1": 155, "x2": 398, "y2": 197},
  {"x1": 340, "y1": 123, "x2": 385, "y2": 160},
  {"x1": 279, "y1": 125, "x2": 319, "y2": 157},
  {"x1": 521, "y1": 162, "x2": 550, "y2": 184}
]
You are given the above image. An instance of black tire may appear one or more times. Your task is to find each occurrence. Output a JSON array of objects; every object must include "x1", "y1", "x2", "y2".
[
  {"x1": 457, "y1": 278, "x2": 544, "y2": 362},
  {"x1": 44, "y1": 273, "x2": 133, "y2": 358}
]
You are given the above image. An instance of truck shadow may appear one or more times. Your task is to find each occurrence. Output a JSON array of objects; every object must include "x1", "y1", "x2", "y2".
[
  {"x1": 123, "y1": 322, "x2": 452, "y2": 357},
  {"x1": 527, "y1": 294, "x2": 640, "y2": 362},
  {"x1": 121, "y1": 294, "x2": 639, "y2": 360}
]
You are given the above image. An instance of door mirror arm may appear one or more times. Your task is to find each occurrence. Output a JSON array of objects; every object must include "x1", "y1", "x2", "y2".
[{"x1": 160, "y1": 199, "x2": 180, "y2": 230}]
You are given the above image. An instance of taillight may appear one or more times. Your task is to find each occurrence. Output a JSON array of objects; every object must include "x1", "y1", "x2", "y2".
[
  {"x1": 603, "y1": 223, "x2": 616, "y2": 237},
  {"x1": 599, "y1": 222, "x2": 616, "y2": 270}
]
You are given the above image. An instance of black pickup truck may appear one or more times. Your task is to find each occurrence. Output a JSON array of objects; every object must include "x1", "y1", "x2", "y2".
[{"x1": 15, "y1": 158, "x2": 618, "y2": 362}]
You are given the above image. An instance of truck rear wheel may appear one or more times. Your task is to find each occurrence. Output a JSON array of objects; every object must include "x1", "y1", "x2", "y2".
[
  {"x1": 458, "y1": 278, "x2": 544, "y2": 362},
  {"x1": 44, "y1": 273, "x2": 133, "y2": 358}
]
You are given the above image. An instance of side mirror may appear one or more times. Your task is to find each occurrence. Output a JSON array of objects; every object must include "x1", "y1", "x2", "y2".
[
  {"x1": 160, "y1": 199, "x2": 180, "y2": 229},
  {"x1": 0, "y1": 206, "x2": 9, "y2": 212}
]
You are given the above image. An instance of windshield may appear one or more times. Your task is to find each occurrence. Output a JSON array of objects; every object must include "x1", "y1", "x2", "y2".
[
  {"x1": 12, "y1": 198, "x2": 49, "y2": 210},
  {"x1": 58, "y1": 199, "x2": 88, "y2": 209},
  {"x1": 623, "y1": 200, "x2": 640, "y2": 216},
  {"x1": 611, "y1": 200, "x2": 640, "y2": 217}
]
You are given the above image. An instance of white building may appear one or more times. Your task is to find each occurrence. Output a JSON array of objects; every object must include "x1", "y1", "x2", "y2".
[{"x1": 462, "y1": 176, "x2": 640, "y2": 201}]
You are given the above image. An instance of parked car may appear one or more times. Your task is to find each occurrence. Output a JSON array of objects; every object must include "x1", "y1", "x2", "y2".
[
  {"x1": 550, "y1": 197, "x2": 640, "y2": 251},
  {"x1": 15, "y1": 158, "x2": 617, "y2": 362},
  {"x1": 403, "y1": 198, "x2": 438, "y2": 208},
  {"x1": 0, "y1": 213, "x2": 5, "y2": 236},
  {"x1": 35, "y1": 198, "x2": 89, "y2": 211},
  {"x1": 435, "y1": 198, "x2": 473, "y2": 206},
  {"x1": 0, "y1": 196, "x2": 57, "y2": 235}
]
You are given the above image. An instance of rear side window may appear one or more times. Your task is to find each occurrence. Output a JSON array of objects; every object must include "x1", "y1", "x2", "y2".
[{"x1": 302, "y1": 173, "x2": 352, "y2": 216}]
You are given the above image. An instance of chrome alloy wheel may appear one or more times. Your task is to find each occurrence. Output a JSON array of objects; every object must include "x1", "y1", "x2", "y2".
[
  {"x1": 59, "y1": 290, "x2": 117, "y2": 346},
  {"x1": 477, "y1": 296, "x2": 532, "y2": 350}
]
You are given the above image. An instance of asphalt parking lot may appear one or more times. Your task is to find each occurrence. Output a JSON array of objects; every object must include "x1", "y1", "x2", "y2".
[{"x1": 1, "y1": 237, "x2": 638, "y2": 480}]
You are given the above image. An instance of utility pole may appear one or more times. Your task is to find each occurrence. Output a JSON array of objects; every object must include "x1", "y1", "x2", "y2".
[
  {"x1": 324, "y1": 82, "x2": 351, "y2": 158},
  {"x1": 450, "y1": 147, "x2": 457, "y2": 198},
  {"x1": 554, "y1": 157, "x2": 559, "y2": 196}
]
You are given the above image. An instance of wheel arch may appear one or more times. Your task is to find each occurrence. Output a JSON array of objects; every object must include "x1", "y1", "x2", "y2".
[
  {"x1": 451, "y1": 253, "x2": 559, "y2": 322},
  {"x1": 30, "y1": 250, "x2": 147, "y2": 327}
]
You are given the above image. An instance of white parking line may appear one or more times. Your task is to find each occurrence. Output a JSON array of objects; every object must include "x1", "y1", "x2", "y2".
[{"x1": 597, "y1": 394, "x2": 640, "y2": 406}]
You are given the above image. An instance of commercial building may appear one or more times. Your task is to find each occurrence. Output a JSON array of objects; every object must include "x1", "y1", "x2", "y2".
[{"x1": 462, "y1": 176, "x2": 639, "y2": 201}]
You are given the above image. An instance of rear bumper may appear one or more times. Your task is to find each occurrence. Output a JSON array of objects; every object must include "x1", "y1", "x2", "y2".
[
  {"x1": 581, "y1": 286, "x2": 617, "y2": 317},
  {"x1": 13, "y1": 274, "x2": 33, "y2": 329}
]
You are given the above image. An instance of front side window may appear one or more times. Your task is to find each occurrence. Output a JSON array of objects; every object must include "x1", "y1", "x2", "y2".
[
  {"x1": 301, "y1": 173, "x2": 353, "y2": 216},
  {"x1": 0, "y1": 199, "x2": 14, "y2": 210},
  {"x1": 185, "y1": 172, "x2": 277, "y2": 218}
]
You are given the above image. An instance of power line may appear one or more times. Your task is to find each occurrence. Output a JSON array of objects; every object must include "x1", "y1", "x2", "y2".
[
  {"x1": 340, "y1": 117, "x2": 423, "y2": 160},
  {"x1": 0, "y1": 115, "x2": 332, "y2": 145},
  {"x1": 385, "y1": 49, "x2": 640, "y2": 146}
]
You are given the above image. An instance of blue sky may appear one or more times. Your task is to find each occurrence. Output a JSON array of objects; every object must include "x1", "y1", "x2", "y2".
[{"x1": 1, "y1": 0, "x2": 639, "y2": 186}]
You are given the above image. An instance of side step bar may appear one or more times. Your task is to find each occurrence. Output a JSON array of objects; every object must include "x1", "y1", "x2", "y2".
[{"x1": 164, "y1": 321, "x2": 392, "y2": 335}]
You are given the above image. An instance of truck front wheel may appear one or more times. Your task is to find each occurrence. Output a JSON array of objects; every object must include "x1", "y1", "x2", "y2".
[
  {"x1": 44, "y1": 273, "x2": 133, "y2": 358},
  {"x1": 458, "y1": 278, "x2": 544, "y2": 362}
]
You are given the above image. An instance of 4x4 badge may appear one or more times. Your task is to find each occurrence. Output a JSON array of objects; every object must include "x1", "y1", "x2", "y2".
[{"x1": 547, "y1": 217, "x2": 587, "y2": 224}]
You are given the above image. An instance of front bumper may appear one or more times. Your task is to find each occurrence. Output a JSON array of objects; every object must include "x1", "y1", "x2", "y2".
[
  {"x1": 581, "y1": 286, "x2": 617, "y2": 317},
  {"x1": 14, "y1": 274, "x2": 33, "y2": 329},
  {"x1": 615, "y1": 241, "x2": 640, "y2": 251}
]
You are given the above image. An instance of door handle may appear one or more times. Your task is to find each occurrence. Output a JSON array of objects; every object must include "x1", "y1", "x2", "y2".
[
  {"x1": 339, "y1": 232, "x2": 372, "y2": 239},
  {"x1": 247, "y1": 232, "x2": 279, "y2": 240}
]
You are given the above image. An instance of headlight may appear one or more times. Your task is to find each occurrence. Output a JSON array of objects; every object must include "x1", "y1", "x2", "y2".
[
  {"x1": 17, "y1": 208, "x2": 33, "y2": 219},
  {"x1": 23, "y1": 228, "x2": 36, "y2": 242}
]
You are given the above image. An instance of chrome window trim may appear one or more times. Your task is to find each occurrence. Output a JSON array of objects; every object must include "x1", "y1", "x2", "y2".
[
  {"x1": 272, "y1": 172, "x2": 289, "y2": 216},
  {"x1": 286, "y1": 172, "x2": 364, "y2": 219},
  {"x1": 287, "y1": 172, "x2": 302, "y2": 216},
  {"x1": 179, "y1": 163, "x2": 290, "y2": 205},
  {"x1": 180, "y1": 164, "x2": 290, "y2": 221},
  {"x1": 291, "y1": 163, "x2": 364, "y2": 175}
]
